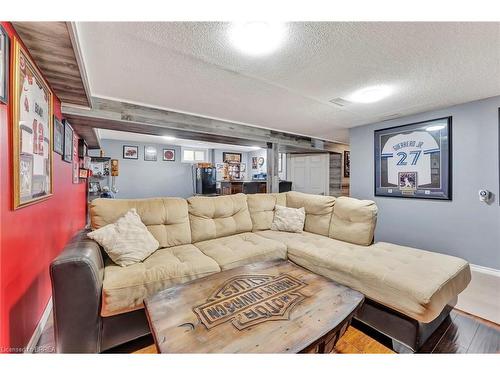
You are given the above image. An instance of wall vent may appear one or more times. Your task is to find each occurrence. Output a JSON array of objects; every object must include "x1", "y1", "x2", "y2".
[
  {"x1": 329, "y1": 97, "x2": 351, "y2": 107},
  {"x1": 380, "y1": 113, "x2": 402, "y2": 121}
]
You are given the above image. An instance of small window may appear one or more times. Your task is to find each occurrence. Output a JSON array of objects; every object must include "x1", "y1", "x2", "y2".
[{"x1": 181, "y1": 147, "x2": 208, "y2": 163}]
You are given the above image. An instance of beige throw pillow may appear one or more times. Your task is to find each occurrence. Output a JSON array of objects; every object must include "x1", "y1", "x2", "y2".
[
  {"x1": 87, "y1": 208, "x2": 159, "y2": 267},
  {"x1": 270, "y1": 205, "x2": 306, "y2": 233}
]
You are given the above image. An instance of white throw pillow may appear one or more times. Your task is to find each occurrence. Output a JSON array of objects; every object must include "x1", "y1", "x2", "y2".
[
  {"x1": 87, "y1": 208, "x2": 159, "y2": 267},
  {"x1": 270, "y1": 205, "x2": 306, "y2": 233}
]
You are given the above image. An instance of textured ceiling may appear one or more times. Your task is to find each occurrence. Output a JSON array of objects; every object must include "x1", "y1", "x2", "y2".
[{"x1": 76, "y1": 22, "x2": 500, "y2": 143}]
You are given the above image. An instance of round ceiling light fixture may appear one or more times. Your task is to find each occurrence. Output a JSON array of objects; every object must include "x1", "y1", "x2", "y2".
[
  {"x1": 229, "y1": 22, "x2": 286, "y2": 56},
  {"x1": 347, "y1": 85, "x2": 394, "y2": 103}
]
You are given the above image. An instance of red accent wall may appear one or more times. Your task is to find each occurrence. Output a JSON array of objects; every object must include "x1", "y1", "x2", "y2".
[{"x1": 0, "y1": 22, "x2": 87, "y2": 352}]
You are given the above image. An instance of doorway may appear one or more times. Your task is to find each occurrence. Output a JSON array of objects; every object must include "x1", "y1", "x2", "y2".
[{"x1": 288, "y1": 153, "x2": 329, "y2": 195}]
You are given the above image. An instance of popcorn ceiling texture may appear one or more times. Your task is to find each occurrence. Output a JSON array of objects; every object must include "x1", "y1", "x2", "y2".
[{"x1": 77, "y1": 22, "x2": 500, "y2": 143}]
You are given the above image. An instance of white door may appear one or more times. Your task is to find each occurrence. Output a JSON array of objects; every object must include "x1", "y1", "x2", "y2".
[{"x1": 289, "y1": 154, "x2": 329, "y2": 195}]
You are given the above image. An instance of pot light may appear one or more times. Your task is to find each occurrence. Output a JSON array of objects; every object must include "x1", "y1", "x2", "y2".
[
  {"x1": 347, "y1": 85, "x2": 393, "y2": 104},
  {"x1": 229, "y1": 22, "x2": 286, "y2": 56},
  {"x1": 426, "y1": 125, "x2": 445, "y2": 132}
]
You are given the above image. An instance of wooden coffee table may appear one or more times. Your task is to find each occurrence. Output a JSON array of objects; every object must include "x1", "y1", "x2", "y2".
[{"x1": 144, "y1": 260, "x2": 364, "y2": 353}]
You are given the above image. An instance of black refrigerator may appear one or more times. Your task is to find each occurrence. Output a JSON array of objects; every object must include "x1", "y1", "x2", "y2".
[{"x1": 195, "y1": 167, "x2": 216, "y2": 195}]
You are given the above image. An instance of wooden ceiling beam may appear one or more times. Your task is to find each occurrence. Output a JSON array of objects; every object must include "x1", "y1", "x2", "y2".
[
  {"x1": 12, "y1": 22, "x2": 92, "y2": 108},
  {"x1": 63, "y1": 97, "x2": 344, "y2": 152}
]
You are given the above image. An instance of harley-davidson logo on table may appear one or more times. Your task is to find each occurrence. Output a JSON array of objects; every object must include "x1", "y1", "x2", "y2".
[{"x1": 193, "y1": 274, "x2": 308, "y2": 331}]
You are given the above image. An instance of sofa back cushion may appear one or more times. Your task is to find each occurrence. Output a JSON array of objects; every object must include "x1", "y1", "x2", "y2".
[
  {"x1": 90, "y1": 197, "x2": 192, "y2": 248},
  {"x1": 285, "y1": 191, "x2": 335, "y2": 236},
  {"x1": 247, "y1": 193, "x2": 287, "y2": 231},
  {"x1": 187, "y1": 193, "x2": 253, "y2": 242},
  {"x1": 329, "y1": 196, "x2": 378, "y2": 246}
]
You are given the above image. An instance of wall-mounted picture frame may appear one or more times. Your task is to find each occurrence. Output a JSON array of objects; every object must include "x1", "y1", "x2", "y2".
[
  {"x1": 72, "y1": 133, "x2": 79, "y2": 184},
  {"x1": 374, "y1": 116, "x2": 452, "y2": 200},
  {"x1": 144, "y1": 145, "x2": 157, "y2": 161},
  {"x1": 78, "y1": 138, "x2": 88, "y2": 158},
  {"x1": 123, "y1": 145, "x2": 138, "y2": 159},
  {"x1": 163, "y1": 148, "x2": 175, "y2": 161},
  {"x1": 0, "y1": 24, "x2": 9, "y2": 104},
  {"x1": 53, "y1": 117, "x2": 64, "y2": 155},
  {"x1": 79, "y1": 168, "x2": 88, "y2": 179},
  {"x1": 252, "y1": 157, "x2": 258, "y2": 169},
  {"x1": 344, "y1": 150, "x2": 350, "y2": 178},
  {"x1": 12, "y1": 38, "x2": 53, "y2": 209},
  {"x1": 62, "y1": 119, "x2": 73, "y2": 163},
  {"x1": 223, "y1": 152, "x2": 242, "y2": 163}
]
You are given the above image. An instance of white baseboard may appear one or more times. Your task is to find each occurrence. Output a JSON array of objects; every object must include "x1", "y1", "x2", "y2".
[
  {"x1": 456, "y1": 264, "x2": 500, "y2": 324},
  {"x1": 24, "y1": 297, "x2": 53, "y2": 353}
]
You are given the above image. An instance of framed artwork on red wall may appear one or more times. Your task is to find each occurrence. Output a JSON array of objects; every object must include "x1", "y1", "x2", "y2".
[
  {"x1": 0, "y1": 24, "x2": 9, "y2": 104},
  {"x1": 72, "y1": 134, "x2": 79, "y2": 184},
  {"x1": 12, "y1": 37, "x2": 53, "y2": 209}
]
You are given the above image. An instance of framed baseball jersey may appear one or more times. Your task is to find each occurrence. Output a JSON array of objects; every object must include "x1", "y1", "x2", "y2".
[{"x1": 374, "y1": 117, "x2": 452, "y2": 200}]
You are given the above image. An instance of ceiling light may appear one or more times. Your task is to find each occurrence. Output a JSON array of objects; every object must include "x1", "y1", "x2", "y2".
[
  {"x1": 347, "y1": 85, "x2": 393, "y2": 103},
  {"x1": 229, "y1": 22, "x2": 286, "y2": 56},
  {"x1": 426, "y1": 125, "x2": 445, "y2": 132},
  {"x1": 163, "y1": 136, "x2": 176, "y2": 141},
  {"x1": 249, "y1": 146, "x2": 261, "y2": 150}
]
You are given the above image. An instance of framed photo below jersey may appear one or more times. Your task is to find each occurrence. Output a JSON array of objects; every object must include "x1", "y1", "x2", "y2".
[{"x1": 374, "y1": 117, "x2": 452, "y2": 200}]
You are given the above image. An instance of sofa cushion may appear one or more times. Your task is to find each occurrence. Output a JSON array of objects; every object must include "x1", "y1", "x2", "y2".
[
  {"x1": 285, "y1": 191, "x2": 335, "y2": 236},
  {"x1": 257, "y1": 230, "x2": 471, "y2": 323},
  {"x1": 101, "y1": 244, "x2": 220, "y2": 317},
  {"x1": 87, "y1": 208, "x2": 159, "y2": 267},
  {"x1": 194, "y1": 232, "x2": 287, "y2": 271},
  {"x1": 329, "y1": 196, "x2": 378, "y2": 246},
  {"x1": 187, "y1": 194, "x2": 253, "y2": 242},
  {"x1": 90, "y1": 197, "x2": 192, "y2": 248},
  {"x1": 247, "y1": 193, "x2": 287, "y2": 231}
]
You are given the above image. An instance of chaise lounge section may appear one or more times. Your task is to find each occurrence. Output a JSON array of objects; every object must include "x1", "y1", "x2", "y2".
[{"x1": 50, "y1": 192, "x2": 471, "y2": 353}]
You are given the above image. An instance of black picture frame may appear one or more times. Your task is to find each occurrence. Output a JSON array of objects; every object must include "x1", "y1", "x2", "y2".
[
  {"x1": 343, "y1": 150, "x2": 350, "y2": 178},
  {"x1": 163, "y1": 148, "x2": 175, "y2": 161},
  {"x1": 144, "y1": 145, "x2": 157, "y2": 161},
  {"x1": 78, "y1": 138, "x2": 88, "y2": 158},
  {"x1": 62, "y1": 120, "x2": 73, "y2": 163},
  {"x1": 223, "y1": 152, "x2": 242, "y2": 163},
  {"x1": 53, "y1": 117, "x2": 64, "y2": 155},
  {"x1": 374, "y1": 116, "x2": 452, "y2": 200},
  {"x1": 0, "y1": 24, "x2": 9, "y2": 104},
  {"x1": 123, "y1": 145, "x2": 138, "y2": 159}
]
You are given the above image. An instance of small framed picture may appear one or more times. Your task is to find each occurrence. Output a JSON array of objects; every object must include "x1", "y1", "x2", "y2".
[
  {"x1": 163, "y1": 148, "x2": 175, "y2": 161},
  {"x1": 223, "y1": 152, "x2": 242, "y2": 163},
  {"x1": 0, "y1": 25, "x2": 9, "y2": 104},
  {"x1": 79, "y1": 169, "x2": 88, "y2": 179},
  {"x1": 123, "y1": 145, "x2": 138, "y2": 159},
  {"x1": 344, "y1": 150, "x2": 350, "y2": 178},
  {"x1": 53, "y1": 117, "x2": 64, "y2": 155},
  {"x1": 78, "y1": 138, "x2": 88, "y2": 158},
  {"x1": 63, "y1": 120, "x2": 73, "y2": 163},
  {"x1": 144, "y1": 145, "x2": 157, "y2": 161}
]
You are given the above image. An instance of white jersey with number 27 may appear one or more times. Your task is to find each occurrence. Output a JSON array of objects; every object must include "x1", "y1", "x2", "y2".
[{"x1": 381, "y1": 131, "x2": 440, "y2": 186}]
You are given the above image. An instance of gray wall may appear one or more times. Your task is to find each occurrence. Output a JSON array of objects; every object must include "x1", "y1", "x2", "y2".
[
  {"x1": 95, "y1": 140, "x2": 194, "y2": 198},
  {"x1": 350, "y1": 96, "x2": 500, "y2": 269}
]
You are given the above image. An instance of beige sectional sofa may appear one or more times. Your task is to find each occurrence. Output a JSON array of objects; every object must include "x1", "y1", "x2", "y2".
[{"x1": 50, "y1": 191, "x2": 471, "y2": 353}]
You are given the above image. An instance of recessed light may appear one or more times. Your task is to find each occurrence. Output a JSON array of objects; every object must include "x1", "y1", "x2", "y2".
[
  {"x1": 426, "y1": 125, "x2": 445, "y2": 132},
  {"x1": 163, "y1": 136, "x2": 176, "y2": 141},
  {"x1": 229, "y1": 22, "x2": 286, "y2": 56},
  {"x1": 347, "y1": 85, "x2": 393, "y2": 103}
]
